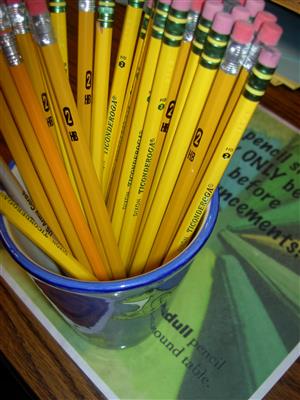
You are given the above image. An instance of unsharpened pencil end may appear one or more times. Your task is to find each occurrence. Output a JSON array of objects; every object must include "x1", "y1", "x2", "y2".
[
  {"x1": 212, "y1": 11, "x2": 234, "y2": 35},
  {"x1": 171, "y1": 0, "x2": 193, "y2": 12},
  {"x1": 259, "y1": 47, "x2": 281, "y2": 68},
  {"x1": 231, "y1": 5, "x2": 251, "y2": 22},
  {"x1": 25, "y1": 0, "x2": 48, "y2": 16},
  {"x1": 254, "y1": 10, "x2": 277, "y2": 32},
  {"x1": 257, "y1": 22, "x2": 283, "y2": 47},
  {"x1": 232, "y1": 20, "x2": 254, "y2": 44},
  {"x1": 6, "y1": 0, "x2": 22, "y2": 5},
  {"x1": 245, "y1": 0, "x2": 265, "y2": 17},
  {"x1": 191, "y1": 0, "x2": 205, "y2": 13},
  {"x1": 202, "y1": 1, "x2": 223, "y2": 21}
]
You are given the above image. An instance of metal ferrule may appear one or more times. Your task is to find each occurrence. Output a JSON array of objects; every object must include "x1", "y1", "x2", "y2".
[
  {"x1": 151, "y1": 1, "x2": 170, "y2": 40},
  {"x1": 97, "y1": 1, "x2": 115, "y2": 28},
  {"x1": 0, "y1": 31, "x2": 22, "y2": 66},
  {"x1": 128, "y1": 0, "x2": 145, "y2": 9},
  {"x1": 7, "y1": 3, "x2": 30, "y2": 35},
  {"x1": 200, "y1": 30, "x2": 230, "y2": 70},
  {"x1": 0, "y1": 4, "x2": 11, "y2": 32},
  {"x1": 244, "y1": 61, "x2": 275, "y2": 101},
  {"x1": 183, "y1": 10, "x2": 199, "y2": 42},
  {"x1": 242, "y1": 42, "x2": 261, "y2": 71},
  {"x1": 31, "y1": 13, "x2": 56, "y2": 46},
  {"x1": 163, "y1": 7, "x2": 188, "y2": 47},
  {"x1": 220, "y1": 40, "x2": 248, "y2": 75},
  {"x1": 79, "y1": 0, "x2": 96, "y2": 12},
  {"x1": 48, "y1": 1, "x2": 67, "y2": 13}
]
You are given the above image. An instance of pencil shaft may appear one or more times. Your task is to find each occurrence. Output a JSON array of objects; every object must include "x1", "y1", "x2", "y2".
[
  {"x1": 107, "y1": 3, "x2": 153, "y2": 215},
  {"x1": 121, "y1": 2, "x2": 190, "y2": 271},
  {"x1": 102, "y1": 0, "x2": 145, "y2": 196},
  {"x1": 91, "y1": 22, "x2": 113, "y2": 182},
  {"x1": 8, "y1": 58, "x2": 109, "y2": 280},
  {"x1": 0, "y1": 88, "x2": 70, "y2": 251},
  {"x1": 38, "y1": 41, "x2": 124, "y2": 278},
  {"x1": 133, "y1": 40, "x2": 191, "y2": 253},
  {"x1": 130, "y1": 64, "x2": 218, "y2": 273},
  {"x1": 77, "y1": 7, "x2": 95, "y2": 144},
  {"x1": 148, "y1": 71, "x2": 237, "y2": 267},
  {"x1": 49, "y1": 0, "x2": 69, "y2": 74},
  {"x1": 165, "y1": 96, "x2": 258, "y2": 261},
  {"x1": 0, "y1": 191, "x2": 97, "y2": 281}
]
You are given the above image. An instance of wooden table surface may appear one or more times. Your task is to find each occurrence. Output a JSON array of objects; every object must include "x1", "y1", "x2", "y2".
[{"x1": 1, "y1": 2, "x2": 300, "y2": 399}]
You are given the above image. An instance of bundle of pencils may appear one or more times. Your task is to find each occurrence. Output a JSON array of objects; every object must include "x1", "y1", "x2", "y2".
[{"x1": 0, "y1": 0, "x2": 283, "y2": 281}]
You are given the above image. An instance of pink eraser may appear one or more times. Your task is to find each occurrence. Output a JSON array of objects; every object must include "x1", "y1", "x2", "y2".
[
  {"x1": 191, "y1": 0, "x2": 205, "y2": 13},
  {"x1": 202, "y1": 1, "x2": 224, "y2": 21},
  {"x1": 253, "y1": 10, "x2": 277, "y2": 32},
  {"x1": 146, "y1": 0, "x2": 154, "y2": 8},
  {"x1": 172, "y1": 0, "x2": 193, "y2": 12},
  {"x1": 257, "y1": 22, "x2": 283, "y2": 46},
  {"x1": 245, "y1": 0, "x2": 265, "y2": 17},
  {"x1": 212, "y1": 11, "x2": 234, "y2": 35},
  {"x1": 238, "y1": 0, "x2": 247, "y2": 4},
  {"x1": 25, "y1": 0, "x2": 48, "y2": 16},
  {"x1": 231, "y1": 20, "x2": 254, "y2": 44},
  {"x1": 258, "y1": 47, "x2": 281, "y2": 68},
  {"x1": 6, "y1": 0, "x2": 22, "y2": 5},
  {"x1": 231, "y1": 6, "x2": 251, "y2": 22}
]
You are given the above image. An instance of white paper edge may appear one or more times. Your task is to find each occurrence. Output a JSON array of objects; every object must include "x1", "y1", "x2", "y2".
[{"x1": 249, "y1": 343, "x2": 300, "y2": 400}]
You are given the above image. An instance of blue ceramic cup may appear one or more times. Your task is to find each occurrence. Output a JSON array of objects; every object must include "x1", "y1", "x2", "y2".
[{"x1": 0, "y1": 191, "x2": 218, "y2": 348}]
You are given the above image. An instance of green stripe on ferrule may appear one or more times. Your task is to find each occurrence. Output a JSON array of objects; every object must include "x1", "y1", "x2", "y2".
[
  {"x1": 48, "y1": 1, "x2": 67, "y2": 13},
  {"x1": 200, "y1": 31, "x2": 230, "y2": 69},
  {"x1": 151, "y1": 1, "x2": 171, "y2": 40},
  {"x1": 128, "y1": 0, "x2": 145, "y2": 9},
  {"x1": 244, "y1": 63, "x2": 275, "y2": 102},
  {"x1": 139, "y1": 9, "x2": 151, "y2": 39},
  {"x1": 192, "y1": 17, "x2": 213, "y2": 55},
  {"x1": 163, "y1": 7, "x2": 188, "y2": 47},
  {"x1": 97, "y1": 0, "x2": 115, "y2": 27}
]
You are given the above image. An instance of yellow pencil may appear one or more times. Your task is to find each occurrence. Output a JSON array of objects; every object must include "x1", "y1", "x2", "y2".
[
  {"x1": 38, "y1": 43, "x2": 110, "y2": 271},
  {"x1": 130, "y1": 11, "x2": 234, "y2": 275},
  {"x1": 0, "y1": 88, "x2": 69, "y2": 250},
  {"x1": 77, "y1": 0, "x2": 95, "y2": 145},
  {"x1": 188, "y1": 23, "x2": 283, "y2": 217},
  {"x1": 145, "y1": 20, "x2": 255, "y2": 267},
  {"x1": 49, "y1": 0, "x2": 68, "y2": 74},
  {"x1": 6, "y1": 0, "x2": 80, "y2": 201},
  {"x1": 36, "y1": 46, "x2": 84, "y2": 207},
  {"x1": 133, "y1": 0, "x2": 206, "y2": 247},
  {"x1": 119, "y1": 0, "x2": 192, "y2": 269},
  {"x1": 90, "y1": 0, "x2": 115, "y2": 182},
  {"x1": 26, "y1": 0, "x2": 125, "y2": 279},
  {"x1": 0, "y1": 155, "x2": 57, "y2": 243},
  {"x1": 6, "y1": 1, "x2": 60, "y2": 145},
  {"x1": 1, "y1": 27, "x2": 111, "y2": 280},
  {"x1": 106, "y1": 0, "x2": 154, "y2": 215},
  {"x1": 164, "y1": 47, "x2": 281, "y2": 263},
  {"x1": 208, "y1": 21, "x2": 283, "y2": 164},
  {"x1": 111, "y1": 0, "x2": 172, "y2": 242},
  {"x1": 102, "y1": 0, "x2": 145, "y2": 197},
  {"x1": 0, "y1": 192, "x2": 97, "y2": 281},
  {"x1": 155, "y1": 0, "x2": 223, "y2": 156},
  {"x1": 140, "y1": 0, "x2": 224, "y2": 232},
  {"x1": 0, "y1": 49, "x2": 96, "y2": 271}
]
